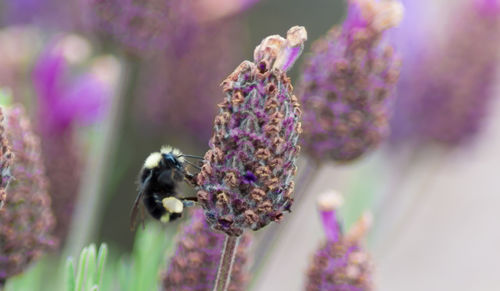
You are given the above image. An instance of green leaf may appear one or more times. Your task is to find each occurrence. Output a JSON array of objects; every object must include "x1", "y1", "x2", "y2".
[
  {"x1": 96, "y1": 244, "x2": 109, "y2": 288},
  {"x1": 117, "y1": 222, "x2": 178, "y2": 291},
  {"x1": 65, "y1": 258, "x2": 76, "y2": 291},
  {"x1": 75, "y1": 247, "x2": 89, "y2": 291},
  {"x1": 86, "y1": 244, "x2": 97, "y2": 290}
]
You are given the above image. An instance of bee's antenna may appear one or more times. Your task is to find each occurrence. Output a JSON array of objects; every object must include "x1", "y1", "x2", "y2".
[
  {"x1": 179, "y1": 154, "x2": 204, "y2": 160},
  {"x1": 183, "y1": 159, "x2": 201, "y2": 171}
]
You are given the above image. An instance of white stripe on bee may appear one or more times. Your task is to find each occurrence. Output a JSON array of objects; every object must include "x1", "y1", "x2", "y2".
[
  {"x1": 160, "y1": 145, "x2": 173, "y2": 154},
  {"x1": 162, "y1": 197, "x2": 183, "y2": 213},
  {"x1": 144, "y1": 152, "x2": 162, "y2": 169}
]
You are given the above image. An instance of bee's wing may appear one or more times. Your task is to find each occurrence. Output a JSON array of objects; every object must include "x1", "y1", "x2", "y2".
[
  {"x1": 131, "y1": 172, "x2": 152, "y2": 231},
  {"x1": 130, "y1": 191, "x2": 144, "y2": 231}
]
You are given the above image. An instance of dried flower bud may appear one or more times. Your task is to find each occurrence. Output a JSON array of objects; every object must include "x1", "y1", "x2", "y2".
[
  {"x1": 0, "y1": 106, "x2": 14, "y2": 209},
  {"x1": 0, "y1": 105, "x2": 56, "y2": 283},
  {"x1": 299, "y1": 0, "x2": 403, "y2": 162},
  {"x1": 306, "y1": 190, "x2": 373, "y2": 291},
  {"x1": 161, "y1": 209, "x2": 251, "y2": 291},
  {"x1": 197, "y1": 26, "x2": 307, "y2": 236}
]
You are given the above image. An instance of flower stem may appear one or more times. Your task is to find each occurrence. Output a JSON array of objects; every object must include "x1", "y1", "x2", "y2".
[
  {"x1": 64, "y1": 56, "x2": 128, "y2": 257},
  {"x1": 213, "y1": 236, "x2": 240, "y2": 291}
]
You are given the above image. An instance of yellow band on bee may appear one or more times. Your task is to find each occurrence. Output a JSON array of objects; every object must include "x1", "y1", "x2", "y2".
[
  {"x1": 162, "y1": 197, "x2": 184, "y2": 213},
  {"x1": 160, "y1": 214, "x2": 170, "y2": 223},
  {"x1": 144, "y1": 152, "x2": 162, "y2": 168}
]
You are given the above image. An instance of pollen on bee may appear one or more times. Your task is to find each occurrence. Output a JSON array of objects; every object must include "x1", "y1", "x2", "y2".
[
  {"x1": 160, "y1": 214, "x2": 170, "y2": 223},
  {"x1": 144, "y1": 152, "x2": 162, "y2": 169},
  {"x1": 163, "y1": 197, "x2": 184, "y2": 213}
]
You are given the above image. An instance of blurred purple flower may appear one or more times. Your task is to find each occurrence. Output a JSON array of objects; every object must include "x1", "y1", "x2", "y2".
[
  {"x1": 193, "y1": 0, "x2": 260, "y2": 22},
  {"x1": 2, "y1": 0, "x2": 44, "y2": 24},
  {"x1": 0, "y1": 105, "x2": 57, "y2": 285},
  {"x1": 135, "y1": 18, "x2": 245, "y2": 142},
  {"x1": 299, "y1": 0, "x2": 403, "y2": 162},
  {"x1": 33, "y1": 44, "x2": 110, "y2": 135},
  {"x1": 161, "y1": 209, "x2": 251, "y2": 291},
  {"x1": 89, "y1": 0, "x2": 259, "y2": 54},
  {"x1": 390, "y1": 0, "x2": 500, "y2": 146},
  {"x1": 2, "y1": 0, "x2": 86, "y2": 30},
  {"x1": 0, "y1": 107, "x2": 13, "y2": 209},
  {"x1": 306, "y1": 191, "x2": 373, "y2": 291},
  {"x1": 32, "y1": 40, "x2": 111, "y2": 243}
]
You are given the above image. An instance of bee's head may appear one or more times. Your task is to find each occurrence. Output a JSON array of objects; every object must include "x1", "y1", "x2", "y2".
[
  {"x1": 162, "y1": 153, "x2": 181, "y2": 168},
  {"x1": 160, "y1": 145, "x2": 185, "y2": 170}
]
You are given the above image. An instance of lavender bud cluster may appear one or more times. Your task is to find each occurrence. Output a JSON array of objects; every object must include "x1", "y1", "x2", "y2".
[
  {"x1": 306, "y1": 191, "x2": 373, "y2": 291},
  {"x1": 299, "y1": 0, "x2": 403, "y2": 162},
  {"x1": 196, "y1": 27, "x2": 307, "y2": 236},
  {"x1": 0, "y1": 105, "x2": 56, "y2": 284},
  {"x1": 0, "y1": 107, "x2": 13, "y2": 209},
  {"x1": 162, "y1": 209, "x2": 251, "y2": 291}
]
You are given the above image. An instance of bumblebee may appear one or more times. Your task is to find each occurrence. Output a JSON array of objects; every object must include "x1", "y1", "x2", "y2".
[{"x1": 130, "y1": 145, "x2": 201, "y2": 230}]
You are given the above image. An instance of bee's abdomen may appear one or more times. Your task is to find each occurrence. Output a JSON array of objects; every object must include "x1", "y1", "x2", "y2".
[
  {"x1": 169, "y1": 212, "x2": 182, "y2": 221},
  {"x1": 144, "y1": 193, "x2": 167, "y2": 219}
]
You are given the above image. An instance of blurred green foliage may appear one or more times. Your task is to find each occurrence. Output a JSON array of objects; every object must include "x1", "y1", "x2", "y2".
[
  {"x1": 66, "y1": 244, "x2": 108, "y2": 291},
  {"x1": 5, "y1": 222, "x2": 177, "y2": 291}
]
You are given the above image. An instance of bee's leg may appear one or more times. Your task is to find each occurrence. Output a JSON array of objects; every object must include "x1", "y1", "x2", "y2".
[
  {"x1": 181, "y1": 198, "x2": 197, "y2": 207},
  {"x1": 184, "y1": 171, "x2": 198, "y2": 187},
  {"x1": 174, "y1": 190, "x2": 198, "y2": 207}
]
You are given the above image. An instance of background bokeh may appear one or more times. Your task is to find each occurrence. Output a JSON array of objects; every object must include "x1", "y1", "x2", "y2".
[{"x1": 1, "y1": 0, "x2": 500, "y2": 290}]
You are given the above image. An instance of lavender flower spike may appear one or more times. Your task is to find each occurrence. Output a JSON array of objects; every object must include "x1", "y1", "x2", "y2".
[
  {"x1": 391, "y1": 0, "x2": 500, "y2": 145},
  {"x1": 299, "y1": 0, "x2": 403, "y2": 162},
  {"x1": 317, "y1": 190, "x2": 344, "y2": 242},
  {"x1": 306, "y1": 190, "x2": 373, "y2": 291},
  {"x1": 0, "y1": 105, "x2": 56, "y2": 285},
  {"x1": 0, "y1": 106, "x2": 14, "y2": 209},
  {"x1": 33, "y1": 38, "x2": 110, "y2": 243},
  {"x1": 162, "y1": 209, "x2": 251, "y2": 291},
  {"x1": 197, "y1": 26, "x2": 307, "y2": 236}
]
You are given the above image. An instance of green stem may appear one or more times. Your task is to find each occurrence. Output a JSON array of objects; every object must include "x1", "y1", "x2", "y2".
[
  {"x1": 64, "y1": 57, "x2": 130, "y2": 257},
  {"x1": 213, "y1": 236, "x2": 240, "y2": 291}
]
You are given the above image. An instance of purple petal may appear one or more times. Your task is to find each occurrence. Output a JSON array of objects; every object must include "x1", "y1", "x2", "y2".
[
  {"x1": 60, "y1": 74, "x2": 111, "y2": 126},
  {"x1": 33, "y1": 49, "x2": 67, "y2": 104},
  {"x1": 320, "y1": 208, "x2": 342, "y2": 242}
]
